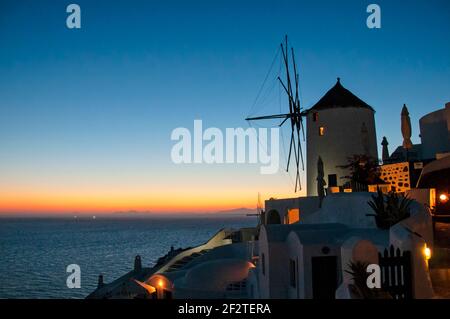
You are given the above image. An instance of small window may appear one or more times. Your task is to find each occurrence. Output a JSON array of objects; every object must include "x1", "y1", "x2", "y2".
[
  {"x1": 286, "y1": 208, "x2": 300, "y2": 224},
  {"x1": 289, "y1": 259, "x2": 296, "y2": 288},
  {"x1": 313, "y1": 112, "x2": 319, "y2": 122},
  {"x1": 328, "y1": 174, "x2": 337, "y2": 187},
  {"x1": 319, "y1": 126, "x2": 325, "y2": 136},
  {"x1": 262, "y1": 253, "x2": 266, "y2": 276}
]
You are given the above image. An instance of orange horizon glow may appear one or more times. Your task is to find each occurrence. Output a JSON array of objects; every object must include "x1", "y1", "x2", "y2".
[
  {"x1": 0, "y1": 168, "x2": 306, "y2": 215},
  {"x1": 0, "y1": 188, "x2": 302, "y2": 214}
]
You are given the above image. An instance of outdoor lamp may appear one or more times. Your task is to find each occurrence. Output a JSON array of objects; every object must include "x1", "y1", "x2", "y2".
[
  {"x1": 439, "y1": 193, "x2": 449, "y2": 204},
  {"x1": 424, "y1": 245, "x2": 432, "y2": 261}
]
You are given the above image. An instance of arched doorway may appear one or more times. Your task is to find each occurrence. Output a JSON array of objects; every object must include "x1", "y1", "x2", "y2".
[{"x1": 266, "y1": 209, "x2": 281, "y2": 224}]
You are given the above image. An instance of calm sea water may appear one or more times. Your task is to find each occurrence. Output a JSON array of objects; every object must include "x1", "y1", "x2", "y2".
[{"x1": 0, "y1": 216, "x2": 256, "y2": 299}]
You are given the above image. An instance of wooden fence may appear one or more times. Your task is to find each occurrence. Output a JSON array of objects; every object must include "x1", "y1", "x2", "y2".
[{"x1": 378, "y1": 245, "x2": 413, "y2": 299}]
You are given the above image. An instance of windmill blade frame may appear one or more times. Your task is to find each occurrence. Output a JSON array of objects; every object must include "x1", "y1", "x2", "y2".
[{"x1": 245, "y1": 35, "x2": 307, "y2": 192}]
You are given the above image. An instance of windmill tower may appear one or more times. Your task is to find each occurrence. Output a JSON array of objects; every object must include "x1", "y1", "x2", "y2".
[{"x1": 306, "y1": 78, "x2": 378, "y2": 195}]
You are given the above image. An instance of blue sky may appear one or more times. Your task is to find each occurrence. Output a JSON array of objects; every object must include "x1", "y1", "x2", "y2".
[{"x1": 0, "y1": 0, "x2": 449, "y2": 212}]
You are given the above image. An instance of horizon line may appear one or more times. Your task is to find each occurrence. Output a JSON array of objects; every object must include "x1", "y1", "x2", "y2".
[{"x1": 0, "y1": 207, "x2": 258, "y2": 217}]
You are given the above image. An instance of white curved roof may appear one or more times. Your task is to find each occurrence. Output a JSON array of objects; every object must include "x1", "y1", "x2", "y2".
[
  {"x1": 179, "y1": 259, "x2": 253, "y2": 291},
  {"x1": 420, "y1": 155, "x2": 450, "y2": 176}
]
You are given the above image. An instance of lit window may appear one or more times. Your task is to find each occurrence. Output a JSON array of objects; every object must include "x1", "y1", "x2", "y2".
[
  {"x1": 286, "y1": 208, "x2": 300, "y2": 224},
  {"x1": 313, "y1": 112, "x2": 319, "y2": 122},
  {"x1": 319, "y1": 126, "x2": 325, "y2": 136}
]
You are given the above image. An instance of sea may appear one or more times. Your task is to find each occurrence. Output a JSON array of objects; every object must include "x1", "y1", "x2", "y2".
[{"x1": 0, "y1": 215, "x2": 256, "y2": 299}]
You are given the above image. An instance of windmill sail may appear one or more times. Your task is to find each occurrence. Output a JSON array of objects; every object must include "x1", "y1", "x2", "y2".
[{"x1": 246, "y1": 36, "x2": 307, "y2": 192}]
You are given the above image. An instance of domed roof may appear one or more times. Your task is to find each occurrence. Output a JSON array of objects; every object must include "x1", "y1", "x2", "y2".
[
  {"x1": 309, "y1": 78, "x2": 374, "y2": 112},
  {"x1": 181, "y1": 259, "x2": 253, "y2": 291}
]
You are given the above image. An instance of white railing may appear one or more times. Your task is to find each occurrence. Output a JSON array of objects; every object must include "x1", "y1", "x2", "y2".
[{"x1": 155, "y1": 228, "x2": 234, "y2": 274}]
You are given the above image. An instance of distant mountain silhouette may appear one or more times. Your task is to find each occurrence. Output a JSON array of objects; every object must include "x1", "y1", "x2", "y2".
[
  {"x1": 212, "y1": 207, "x2": 255, "y2": 215},
  {"x1": 109, "y1": 208, "x2": 255, "y2": 217}
]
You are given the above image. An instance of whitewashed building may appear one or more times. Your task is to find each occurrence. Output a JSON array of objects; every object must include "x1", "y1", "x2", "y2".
[
  {"x1": 306, "y1": 79, "x2": 378, "y2": 195},
  {"x1": 253, "y1": 192, "x2": 435, "y2": 299},
  {"x1": 419, "y1": 102, "x2": 450, "y2": 160}
]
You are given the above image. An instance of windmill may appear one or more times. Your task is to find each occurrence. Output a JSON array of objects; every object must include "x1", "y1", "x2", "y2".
[
  {"x1": 246, "y1": 36, "x2": 308, "y2": 192},
  {"x1": 246, "y1": 192, "x2": 264, "y2": 225}
]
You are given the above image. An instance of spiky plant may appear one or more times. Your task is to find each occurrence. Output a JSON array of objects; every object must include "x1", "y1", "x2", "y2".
[
  {"x1": 386, "y1": 191, "x2": 412, "y2": 224},
  {"x1": 367, "y1": 188, "x2": 391, "y2": 229},
  {"x1": 367, "y1": 188, "x2": 412, "y2": 229},
  {"x1": 345, "y1": 261, "x2": 371, "y2": 298},
  {"x1": 345, "y1": 261, "x2": 390, "y2": 299}
]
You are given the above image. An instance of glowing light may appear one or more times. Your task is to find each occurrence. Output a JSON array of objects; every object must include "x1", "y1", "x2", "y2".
[
  {"x1": 424, "y1": 246, "x2": 432, "y2": 260},
  {"x1": 158, "y1": 279, "x2": 164, "y2": 288},
  {"x1": 0, "y1": 182, "x2": 303, "y2": 214},
  {"x1": 286, "y1": 208, "x2": 300, "y2": 224},
  {"x1": 439, "y1": 193, "x2": 449, "y2": 204},
  {"x1": 319, "y1": 126, "x2": 325, "y2": 136}
]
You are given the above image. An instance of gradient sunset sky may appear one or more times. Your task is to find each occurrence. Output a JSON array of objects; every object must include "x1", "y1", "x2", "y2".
[{"x1": 0, "y1": 0, "x2": 449, "y2": 214}]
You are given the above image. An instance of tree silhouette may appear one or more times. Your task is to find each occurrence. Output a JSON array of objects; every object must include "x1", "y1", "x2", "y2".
[{"x1": 338, "y1": 154, "x2": 383, "y2": 188}]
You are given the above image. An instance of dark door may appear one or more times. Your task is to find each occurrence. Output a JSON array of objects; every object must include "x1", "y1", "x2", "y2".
[
  {"x1": 328, "y1": 174, "x2": 337, "y2": 187},
  {"x1": 311, "y1": 256, "x2": 338, "y2": 299},
  {"x1": 163, "y1": 289, "x2": 173, "y2": 299}
]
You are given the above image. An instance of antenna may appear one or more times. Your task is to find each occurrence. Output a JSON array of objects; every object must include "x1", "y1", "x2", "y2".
[{"x1": 247, "y1": 192, "x2": 264, "y2": 225}]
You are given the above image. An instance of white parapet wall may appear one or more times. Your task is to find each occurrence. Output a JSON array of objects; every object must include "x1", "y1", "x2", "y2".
[
  {"x1": 406, "y1": 188, "x2": 436, "y2": 213},
  {"x1": 302, "y1": 192, "x2": 378, "y2": 228},
  {"x1": 336, "y1": 236, "x2": 380, "y2": 299}
]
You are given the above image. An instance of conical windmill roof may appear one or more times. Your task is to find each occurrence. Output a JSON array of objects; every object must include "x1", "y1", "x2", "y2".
[{"x1": 309, "y1": 78, "x2": 374, "y2": 112}]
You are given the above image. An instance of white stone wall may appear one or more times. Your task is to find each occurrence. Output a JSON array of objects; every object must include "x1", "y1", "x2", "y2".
[
  {"x1": 336, "y1": 237, "x2": 380, "y2": 299},
  {"x1": 301, "y1": 192, "x2": 378, "y2": 228},
  {"x1": 265, "y1": 196, "x2": 320, "y2": 225},
  {"x1": 419, "y1": 103, "x2": 450, "y2": 160},
  {"x1": 258, "y1": 226, "x2": 291, "y2": 298},
  {"x1": 306, "y1": 107, "x2": 378, "y2": 196},
  {"x1": 286, "y1": 233, "x2": 305, "y2": 299},
  {"x1": 257, "y1": 227, "x2": 271, "y2": 298},
  {"x1": 389, "y1": 225, "x2": 435, "y2": 299}
]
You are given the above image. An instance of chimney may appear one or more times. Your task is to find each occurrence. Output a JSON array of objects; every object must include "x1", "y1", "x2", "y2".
[
  {"x1": 134, "y1": 255, "x2": 142, "y2": 273},
  {"x1": 445, "y1": 102, "x2": 450, "y2": 109},
  {"x1": 97, "y1": 274, "x2": 104, "y2": 288}
]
